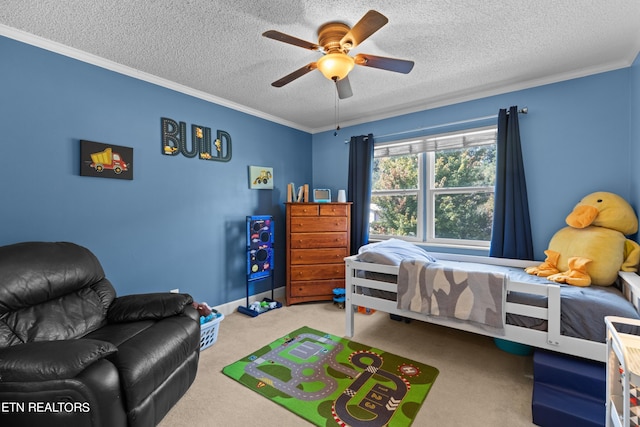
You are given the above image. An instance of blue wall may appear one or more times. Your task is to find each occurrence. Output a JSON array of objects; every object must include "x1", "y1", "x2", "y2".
[
  {"x1": 2, "y1": 34, "x2": 639, "y2": 307},
  {"x1": 0, "y1": 36, "x2": 312, "y2": 306},
  {"x1": 313, "y1": 68, "x2": 635, "y2": 259}
]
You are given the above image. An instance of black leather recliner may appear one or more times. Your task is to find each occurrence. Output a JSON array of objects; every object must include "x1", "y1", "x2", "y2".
[{"x1": 0, "y1": 242, "x2": 200, "y2": 427}]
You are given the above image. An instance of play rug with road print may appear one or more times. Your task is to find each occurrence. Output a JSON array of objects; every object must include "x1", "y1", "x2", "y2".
[{"x1": 222, "y1": 326, "x2": 439, "y2": 427}]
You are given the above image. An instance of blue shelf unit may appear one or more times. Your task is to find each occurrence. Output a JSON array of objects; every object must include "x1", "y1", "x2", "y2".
[{"x1": 238, "y1": 215, "x2": 281, "y2": 317}]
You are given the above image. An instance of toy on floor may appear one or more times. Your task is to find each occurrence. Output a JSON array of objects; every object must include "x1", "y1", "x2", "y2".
[
  {"x1": 333, "y1": 288, "x2": 345, "y2": 309},
  {"x1": 526, "y1": 191, "x2": 640, "y2": 286},
  {"x1": 237, "y1": 297, "x2": 282, "y2": 317},
  {"x1": 249, "y1": 300, "x2": 277, "y2": 312}
]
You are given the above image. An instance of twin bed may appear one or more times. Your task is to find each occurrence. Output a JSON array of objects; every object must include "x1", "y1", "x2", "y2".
[{"x1": 344, "y1": 239, "x2": 640, "y2": 363}]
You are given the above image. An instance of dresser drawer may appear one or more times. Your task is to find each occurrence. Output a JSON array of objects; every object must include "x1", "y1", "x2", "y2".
[
  {"x1": 286, "y1": 203, "x2": 350, "y2": 306},
  {"x1": 319, "y1": 204, "x2": 349, "y2": 217},
  {"x1": 289, "y1": 232, "x2": 347, "y2": 249},
  {"x1": 289, "y1": 279, "x2": 344, "y2": 297},
  {"x1": 290, "y1": 263, "x2": 345, "y2": 280},
  {"x1": 289, "y1": 204, "x2": 319, "y2": 216},
  {"x1": 290, "y1": 248, "x2": 348, "y2": 265},
  {"x1": 290, "y1": 217, "x2": 347, "y2": 233}
]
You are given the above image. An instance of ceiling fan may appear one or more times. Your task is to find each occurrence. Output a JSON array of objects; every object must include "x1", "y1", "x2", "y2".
[{"x1": 262, "y1": 10, "x2": 414, "y2": 99}]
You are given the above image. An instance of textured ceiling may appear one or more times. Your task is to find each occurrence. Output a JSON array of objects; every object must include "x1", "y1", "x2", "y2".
[{"x1": 2, "y1": 1, "x2": 640, "y2": 133}]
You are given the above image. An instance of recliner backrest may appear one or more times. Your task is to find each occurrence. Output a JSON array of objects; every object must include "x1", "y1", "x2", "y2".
[{"x1": 0, "y1": 242, "x2": 116, "y2": 346}]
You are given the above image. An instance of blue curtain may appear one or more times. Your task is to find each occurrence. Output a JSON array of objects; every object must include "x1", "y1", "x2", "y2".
[
  {"x1": 347, "y1": 134, "x2": 374, "y2": 255},
  {"x1": 490, "y1": 106, "x2": 533, "y2": 260}
]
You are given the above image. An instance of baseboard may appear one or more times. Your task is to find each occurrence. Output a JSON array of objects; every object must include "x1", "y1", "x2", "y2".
[{"x1": 213, "y1": 287, "x2": 285, "y2": 316}]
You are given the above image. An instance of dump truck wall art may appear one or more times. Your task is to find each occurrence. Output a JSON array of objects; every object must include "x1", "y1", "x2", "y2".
[
  {"x1": 161, "y1": 117, "x2": 232, "y2": 162},
  {"x1": 80, "y1": 140, "x2": 133, "y2": 180},
  {"x1": 90, "y1": 148, "x2": 128, "y2": 174}
]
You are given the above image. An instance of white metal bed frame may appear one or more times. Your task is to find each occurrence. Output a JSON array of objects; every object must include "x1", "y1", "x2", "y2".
[{"x1": 345, "y1": 252, "x2": 640, "y2": 363}]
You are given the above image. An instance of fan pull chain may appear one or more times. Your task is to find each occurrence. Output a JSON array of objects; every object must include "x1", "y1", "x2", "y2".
[{"x1": 334, "y1": 82, "x2": 341, "y2": 136}]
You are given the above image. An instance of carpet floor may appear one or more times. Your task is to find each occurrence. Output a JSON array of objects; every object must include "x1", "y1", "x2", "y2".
[{"x1": 159, "y1": 301, "x2": 536, "y2": 427}]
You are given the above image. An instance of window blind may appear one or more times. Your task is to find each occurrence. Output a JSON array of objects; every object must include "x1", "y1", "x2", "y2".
[{"x1": 374, "y1": 126, "x2": 497, "y2": 158}]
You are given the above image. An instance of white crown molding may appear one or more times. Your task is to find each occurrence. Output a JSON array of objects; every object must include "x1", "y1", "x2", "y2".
[
  {"x1": 3, "y1": 24, "x2": 637, "y2": 136},
  {"x1": 311, "y1": 59, "x2": 635, "y2": 134},
  {"x1": 0, "y1": 24, "x2": 313, "y2": 133}
]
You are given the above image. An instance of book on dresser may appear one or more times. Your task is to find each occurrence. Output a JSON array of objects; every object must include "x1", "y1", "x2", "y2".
[{"x1": 285, "y1": 202, "x2": 351, "y2": 306}]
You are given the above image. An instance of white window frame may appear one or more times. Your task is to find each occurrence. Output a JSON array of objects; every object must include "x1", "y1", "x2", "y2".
[{"x1": 369, "y1": 126, "x2": 496, "y2": 248}]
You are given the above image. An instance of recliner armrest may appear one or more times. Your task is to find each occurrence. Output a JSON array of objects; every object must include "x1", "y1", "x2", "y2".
[
  {"x1": 107, "y1": 292, "x2": 194, "y2": 323},
  {"x1": 0, "y1": 339, "x2": 117, "y2": 382}
]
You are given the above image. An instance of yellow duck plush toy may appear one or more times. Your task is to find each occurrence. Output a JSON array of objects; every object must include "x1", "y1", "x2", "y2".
[{"x1": 525, "y1": 191, "x2": 640, "y2": 286}]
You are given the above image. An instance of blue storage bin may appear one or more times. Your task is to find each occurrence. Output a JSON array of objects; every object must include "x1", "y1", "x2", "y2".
[{"x1": 493, "y1": 338, "x2": 533, "y2": 356}]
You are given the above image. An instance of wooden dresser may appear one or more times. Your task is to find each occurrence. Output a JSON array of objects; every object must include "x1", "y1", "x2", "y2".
[{"x1": 285, "y1": 202, "x2": 351, "y2": 306}]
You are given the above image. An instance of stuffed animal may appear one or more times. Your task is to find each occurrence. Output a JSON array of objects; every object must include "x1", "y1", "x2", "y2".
[
  {"x1": 192, "y1": 301, "x2": 212, "y2": 317},
  {"x1": 192, "y1": 301, "x2": 216, "y2": 324},
  {"x1": 525, "y1": 191, "x2": 640, "y2": 286}
]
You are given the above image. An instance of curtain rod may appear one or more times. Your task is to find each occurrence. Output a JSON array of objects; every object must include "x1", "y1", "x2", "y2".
[{"x1": 345, "y1": 107, "x2": 528, "y2": 143}]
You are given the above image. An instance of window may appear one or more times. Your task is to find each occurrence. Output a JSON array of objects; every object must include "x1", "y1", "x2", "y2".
[{"x1": 369, "y1": 126, "x2": 497, "y2": 247}]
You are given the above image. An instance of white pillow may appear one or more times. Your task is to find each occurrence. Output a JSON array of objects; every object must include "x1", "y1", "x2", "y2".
[{"x1": 356, "y1": 239, "x2": 437, "y2": 265}]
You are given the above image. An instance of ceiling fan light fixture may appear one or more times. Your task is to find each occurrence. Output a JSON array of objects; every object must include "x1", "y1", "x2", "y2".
[
  {"x1": 316, "y1": 53, "x2": 355, "y2": 81},
  {"x1": 264, "y1": 10, "x2": 411, "y2": 96}
]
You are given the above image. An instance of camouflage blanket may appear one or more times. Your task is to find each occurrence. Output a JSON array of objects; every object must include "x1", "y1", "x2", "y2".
[{"x1": 397, "y1": 259, "x2": 506, "y2": 333}]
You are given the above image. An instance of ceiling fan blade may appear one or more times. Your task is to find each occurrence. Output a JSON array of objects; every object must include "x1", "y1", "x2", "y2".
[
  {"x1": 340, "y1": 10, "x2": 388, "y2": 49},
  {"x1": 354, "y1": 53, "x2": 414, "y2": 74},
  {"x1": 336, "y1": 76, "x2": 353, "y2": 99},
  {"x1": 271, "y1": 63, "x2": 317, "y2": 87},
  {"x1": 262, "y1": 30, "x2": 320, "y2": 51}
]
